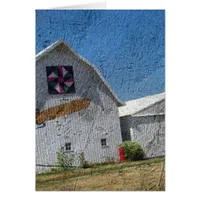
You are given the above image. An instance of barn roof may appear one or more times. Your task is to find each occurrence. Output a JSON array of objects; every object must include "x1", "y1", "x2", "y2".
[
  {"x1": 118, "y1": 92, "x2": 165, "y2": 117},
  {"x1": 36, "y1": 40, "x2": 125, "y2": 107}
]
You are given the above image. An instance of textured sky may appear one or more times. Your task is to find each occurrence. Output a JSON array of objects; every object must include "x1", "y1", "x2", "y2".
[{"x1": 36, "y1": 10, "x2": 165, "y2": 101}]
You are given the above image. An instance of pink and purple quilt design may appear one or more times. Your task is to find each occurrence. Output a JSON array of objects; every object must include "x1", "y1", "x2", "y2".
[{"x1": 46, "y1": 66, "x2": 75, "y2": 94}]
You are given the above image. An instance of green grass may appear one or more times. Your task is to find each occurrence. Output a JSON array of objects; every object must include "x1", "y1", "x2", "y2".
[{"x1": 36, "y1": 157, "x2": 165, "y2": 191}]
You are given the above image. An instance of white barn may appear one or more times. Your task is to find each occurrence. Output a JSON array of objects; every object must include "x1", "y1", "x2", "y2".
[
  {"x1": 36, "y1": 40, "x2": 124, "y2": 172},
  {"x1": 36, "y1": 40, "x2": 165, "y2": 173}
]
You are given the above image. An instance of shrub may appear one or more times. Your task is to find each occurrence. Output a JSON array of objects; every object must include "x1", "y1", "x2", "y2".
[
  {"x1": 57, "y1": 147, "x2": 75, "y2": 170},
  {"x1": 120, "y1": 141, "x2": 144, "y2": 161},
  {"x1": 78, "y1": 152, "x2": 86, "y2": 168}
]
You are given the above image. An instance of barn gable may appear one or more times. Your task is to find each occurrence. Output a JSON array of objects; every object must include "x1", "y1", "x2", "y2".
[{"x1": 36, "y1": 40, "x2": 124, "y2": 107}]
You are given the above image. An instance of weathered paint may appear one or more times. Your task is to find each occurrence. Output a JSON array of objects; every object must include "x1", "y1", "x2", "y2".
[
  {"x1": 36, "y1": 43, "x2": 122, "y2": 172},
  {"x1": 36, "y1": 98, "x2": 90, "y2": 124}
]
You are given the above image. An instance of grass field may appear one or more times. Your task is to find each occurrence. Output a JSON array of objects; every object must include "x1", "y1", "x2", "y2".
[{"x1": 36, "y1": 157, "x2": 165, "y2": 191}]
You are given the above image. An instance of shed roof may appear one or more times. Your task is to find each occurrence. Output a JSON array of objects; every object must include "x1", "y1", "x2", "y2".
[
  {"x1": 118, "y1": 92, "x2": 165, "y2": 117},
  {"x1": 36, "y1": 40, "x2": 124, "y2": 107}
]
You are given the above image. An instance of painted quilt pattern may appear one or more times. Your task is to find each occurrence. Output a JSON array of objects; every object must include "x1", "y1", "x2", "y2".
[{"x1": 46, "y1": 66, "x2": 75, "y2": 94}]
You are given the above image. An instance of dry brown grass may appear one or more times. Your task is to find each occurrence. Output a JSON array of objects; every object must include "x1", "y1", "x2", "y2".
[{"x1": 36, "y1": 157, "x2": 165, "y2": 191}]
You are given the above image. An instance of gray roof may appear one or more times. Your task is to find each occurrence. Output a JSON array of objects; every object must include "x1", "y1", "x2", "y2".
[
  {"x1": 118, "y1": 92, "x2": 165, "y2": 117},
  {"x1": 36, "y1": 40, "x2": 124, "y2": 107}
]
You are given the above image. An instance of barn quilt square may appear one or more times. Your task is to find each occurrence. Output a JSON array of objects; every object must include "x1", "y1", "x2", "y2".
[{"x1": 46, "y1": 66, "x2": 75, "y2": 94}]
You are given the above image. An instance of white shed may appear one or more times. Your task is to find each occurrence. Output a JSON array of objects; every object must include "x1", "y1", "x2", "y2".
[{"x1": 118, "y1": 92, "x2": 165, "y2": 158}]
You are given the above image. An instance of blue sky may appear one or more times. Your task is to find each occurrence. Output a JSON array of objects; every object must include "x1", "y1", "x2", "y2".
[{"x1": 36, "y1": 10, "x2": 165, "y2": 101}]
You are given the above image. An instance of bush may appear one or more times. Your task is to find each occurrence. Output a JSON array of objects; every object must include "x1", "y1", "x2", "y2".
[
  {"x1": 57, "y1": 147, "x2": 75, "y2": 170},
  {"x1": 120, "y1": 141, "x2": 144, "y2": 161},
  {"x1": 78, "y1": 152, "x2": 86, "y2": 168}
]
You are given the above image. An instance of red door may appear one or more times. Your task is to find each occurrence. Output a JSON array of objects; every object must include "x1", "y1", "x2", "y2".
[{"x1": 118, "y1": 146, "x2": 125, "y2": 162}]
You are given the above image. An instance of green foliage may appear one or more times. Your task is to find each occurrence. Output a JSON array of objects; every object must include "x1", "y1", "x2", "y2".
[
  {"x1": 78, "y1": 152, "x2": 115, "y2": 169},
  {"x1": 56, "y1": 147, "x2": 75, "y2": 170},
  {"x1": 78, "y1": 152, "x2": 86, "y2": 168},
  {"x1": 77, "y1": 152, "x2": 92, "y2": 168},
  {"x1": 105, "y1": 156, "x2": 115, "y2": 162},
  {"x1": 121, "y1": 141, "x2": 144, "y2": 161}
]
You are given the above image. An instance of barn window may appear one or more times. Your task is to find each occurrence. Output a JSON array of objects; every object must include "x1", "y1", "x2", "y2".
[
  {"x1": 65, "y1": 143, "x2": 71, "y2": 151},
  {"x1": 101, "y1": 139, "x2": 107, "y2": 147},
  {"x1": 46, "y1": 66, "x2": 75, "y2": 94}
]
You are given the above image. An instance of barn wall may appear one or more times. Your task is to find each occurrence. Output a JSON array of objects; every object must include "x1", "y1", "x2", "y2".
[
  {"x1": 120, "y1": 114, "x2": 165, "y2": 158},
  {"x1": 36, "y1": 44, "x2": 122, "y2": 173}
]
